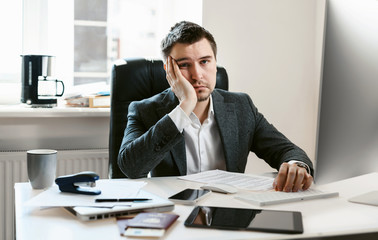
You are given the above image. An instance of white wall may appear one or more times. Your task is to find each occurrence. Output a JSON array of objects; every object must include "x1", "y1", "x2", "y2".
[{"x1": 203, "y1": 0, "x2": 326, "y2": 173}]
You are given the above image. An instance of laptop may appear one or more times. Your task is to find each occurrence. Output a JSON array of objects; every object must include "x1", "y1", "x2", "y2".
[
  {"x1": 65, "y1": 190, "x2": 175, "y2": 221},
  {"x1": 348, "y1": 191, "x2": 378, "y2": 206}
]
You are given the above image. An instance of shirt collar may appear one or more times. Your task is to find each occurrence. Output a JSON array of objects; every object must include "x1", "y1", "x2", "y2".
[{"x1": 208, "y1": 95, "x2": 214, "y2": 118}]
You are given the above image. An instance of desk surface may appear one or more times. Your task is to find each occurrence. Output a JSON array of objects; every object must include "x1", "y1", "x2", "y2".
[{"x1": 15, "y1": 173, "x2": 378, "y2": 240}]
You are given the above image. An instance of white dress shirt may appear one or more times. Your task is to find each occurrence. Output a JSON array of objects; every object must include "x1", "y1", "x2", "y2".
[
  {"x1": 168, "y1": 96, "x2": 310, "y2": 175},
  {"x1": 168, "y1": 96, "x2": 226, "y2": 174}
]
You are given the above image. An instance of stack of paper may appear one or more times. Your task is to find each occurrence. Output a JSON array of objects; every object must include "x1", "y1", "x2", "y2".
[
  {"x1": 25, "y1": 179, "x2": 146, "y2": 208},
  {"x1": 179, "y1": 169, "x2": 274, "y2": 191}
]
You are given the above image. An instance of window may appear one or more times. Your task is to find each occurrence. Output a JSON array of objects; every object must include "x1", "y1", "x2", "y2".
[
  {"x1": 74, "y1": 0, "x2": 108, "y2": 85},
  {"x1": 0, "y1": 0, "x2": 22, "y2": 104},
  {"x1": 0, "y1": 0, "x2": 202, "y2": 105}
]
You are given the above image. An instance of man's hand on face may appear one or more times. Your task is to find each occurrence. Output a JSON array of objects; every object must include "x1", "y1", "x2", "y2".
[
  {"x1": 273, "y1": 162, "x2": 313, "y2": 192},
  {"x1": 165, "y1": 56, "x2": 197, "y2": 116}
]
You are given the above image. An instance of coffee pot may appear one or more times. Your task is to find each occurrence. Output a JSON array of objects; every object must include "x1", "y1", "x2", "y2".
[{"x1": 21, "y1": 55, "x2": 65, "y2": 107}]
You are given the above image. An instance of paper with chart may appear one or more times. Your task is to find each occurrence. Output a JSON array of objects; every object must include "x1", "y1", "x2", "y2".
[{"x1": 179, "y1": 170, "x2": 274, "y2": 191}]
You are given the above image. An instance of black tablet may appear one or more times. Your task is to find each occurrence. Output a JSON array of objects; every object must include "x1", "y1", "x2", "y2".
[{"x1": 184, "y1": 206, "x2": 303, "y2": 234}]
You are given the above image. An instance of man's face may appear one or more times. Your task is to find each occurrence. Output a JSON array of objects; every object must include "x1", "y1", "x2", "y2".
[{"x1": 169, "y1": 38, "x2": 217, "y2": 102}]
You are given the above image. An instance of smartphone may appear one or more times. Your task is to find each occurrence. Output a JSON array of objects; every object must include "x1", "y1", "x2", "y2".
[
  {"x1": 168, "y1": 189, "x2": 211, "y2": 205},
  {"x1": 184, "y1": 206, "x2": 303, "y2": 234}
]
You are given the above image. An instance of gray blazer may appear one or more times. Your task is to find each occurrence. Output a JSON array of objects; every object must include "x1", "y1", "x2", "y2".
[{"x1": 118, "y1": 89, "x2": 313, "y2": 178}]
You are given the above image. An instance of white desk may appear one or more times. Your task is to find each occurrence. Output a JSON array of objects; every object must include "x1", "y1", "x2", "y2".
[{"x1": 15, "y1": 173, "x2": 378, "y2": 240}]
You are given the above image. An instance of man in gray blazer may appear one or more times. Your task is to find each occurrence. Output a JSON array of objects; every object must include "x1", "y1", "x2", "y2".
[{"x1": 119, "y1": 21, "x2": 313, "y2": 192}]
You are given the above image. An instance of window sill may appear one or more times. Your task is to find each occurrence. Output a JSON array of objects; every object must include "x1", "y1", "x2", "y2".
[{"x1": 0, "y1": 104, "x2": 110, "y2": 118}]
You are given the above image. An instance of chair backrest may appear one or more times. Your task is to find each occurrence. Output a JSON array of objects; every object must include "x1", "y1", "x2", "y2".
[{"x1": 109, "y1": 58, "x2": 229, "y2": 178}]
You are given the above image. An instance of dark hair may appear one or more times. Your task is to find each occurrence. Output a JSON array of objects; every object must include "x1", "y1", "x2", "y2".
[{"x1": 161, "y1": 21, "x2": 217, "y2": 61}]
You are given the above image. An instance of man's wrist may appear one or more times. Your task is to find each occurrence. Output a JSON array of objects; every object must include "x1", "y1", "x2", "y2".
[
  {"x1": 179, "y1": 99, "x2": 196, "y2": 116},
  {"x1": 288, "y1": 160, "x2": 311, "y2": 174}
]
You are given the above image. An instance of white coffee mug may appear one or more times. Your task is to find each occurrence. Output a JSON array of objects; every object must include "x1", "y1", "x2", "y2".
[{"x1": 27, "y1": 149, "x2": 57, "y2": 189}]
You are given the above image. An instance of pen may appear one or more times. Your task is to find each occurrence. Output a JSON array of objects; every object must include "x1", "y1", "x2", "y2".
[{"x1": 95, "y1": 198, "x2": 152, "y2": 203}]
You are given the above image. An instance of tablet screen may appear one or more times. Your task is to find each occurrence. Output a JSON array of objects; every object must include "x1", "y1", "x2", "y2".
[{"x1": 184, "y1": 206, "x2": 303, "y2": 234}]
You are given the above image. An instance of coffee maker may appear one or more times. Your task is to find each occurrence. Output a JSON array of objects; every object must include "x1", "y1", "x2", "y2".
[{"x1": 21, "y1": 55, "x2": 65, "y2": 107}]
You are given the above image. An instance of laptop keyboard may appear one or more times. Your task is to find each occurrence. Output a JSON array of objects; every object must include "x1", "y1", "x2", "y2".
[{"x1": 235, "y1": 188, "x2": 339, "y2": 206}]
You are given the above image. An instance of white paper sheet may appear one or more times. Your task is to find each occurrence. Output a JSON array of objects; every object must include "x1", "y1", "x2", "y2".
[
  {"x1": 178, "y1": 170, "x2": 274, "y2": 191},
  {"x1": 25, "y1": 179, "x2": 146, "y2": 207}
]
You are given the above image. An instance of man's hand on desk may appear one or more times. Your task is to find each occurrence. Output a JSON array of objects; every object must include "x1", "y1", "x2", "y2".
[{"x1": 273, "y1": 162, "x2": 313, "y2": 192}]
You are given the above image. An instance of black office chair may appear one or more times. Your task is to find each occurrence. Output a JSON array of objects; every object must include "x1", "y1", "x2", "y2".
[{"x1": 108, "y1": 58, "x2": 229, "y2": 178}]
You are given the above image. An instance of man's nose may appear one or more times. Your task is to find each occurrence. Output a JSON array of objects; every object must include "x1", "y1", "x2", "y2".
[{"x1": 190, "y1": 63, "x2": 203, "y2": 81}]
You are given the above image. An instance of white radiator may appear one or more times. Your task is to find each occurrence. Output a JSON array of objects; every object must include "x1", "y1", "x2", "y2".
[{"x1": 0, "y1": 149, "x2": 109, "y2": 240}]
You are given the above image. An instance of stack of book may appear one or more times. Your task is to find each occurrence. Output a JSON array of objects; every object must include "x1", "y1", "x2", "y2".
[{"x1": 65, "y1": 91, "x2": 110, "y2": 108}]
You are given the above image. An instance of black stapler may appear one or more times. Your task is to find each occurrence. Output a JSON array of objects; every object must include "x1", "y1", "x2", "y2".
[{"x1": 55, "y1": 171, "x2": 101, "y2": 195}]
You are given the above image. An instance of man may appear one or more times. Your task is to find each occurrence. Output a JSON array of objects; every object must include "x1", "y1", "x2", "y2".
[{"x1": 118, "y1": 21, "x2": 313, "y2": 192}]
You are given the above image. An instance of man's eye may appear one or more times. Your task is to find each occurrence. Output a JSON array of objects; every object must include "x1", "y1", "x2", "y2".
[
  {"x1": 179, "y1": 63, "x2": 189, "y2": 68},
  {"x1": 200, "y1": 60, "x2": 209, "y2": 64}
]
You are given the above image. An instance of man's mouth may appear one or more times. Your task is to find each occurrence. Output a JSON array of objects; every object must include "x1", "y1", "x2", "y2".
[{"x1": 194, "y1": 85, "x2": 207, "y2": 90}]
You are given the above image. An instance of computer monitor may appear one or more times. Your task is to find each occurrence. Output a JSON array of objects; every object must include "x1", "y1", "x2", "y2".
[{"x1": 315, "y1": 0, "x2": 378, "y2": 184}]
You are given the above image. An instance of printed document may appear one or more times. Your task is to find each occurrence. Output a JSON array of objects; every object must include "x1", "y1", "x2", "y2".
[{"x1": 179, "y1": 170, "x2": 274, "y2": 191}]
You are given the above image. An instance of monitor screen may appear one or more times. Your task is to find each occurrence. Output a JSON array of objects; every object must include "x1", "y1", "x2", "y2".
[{"x1": 315, "y1": 0, "x2": 378, "y2": 184}]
